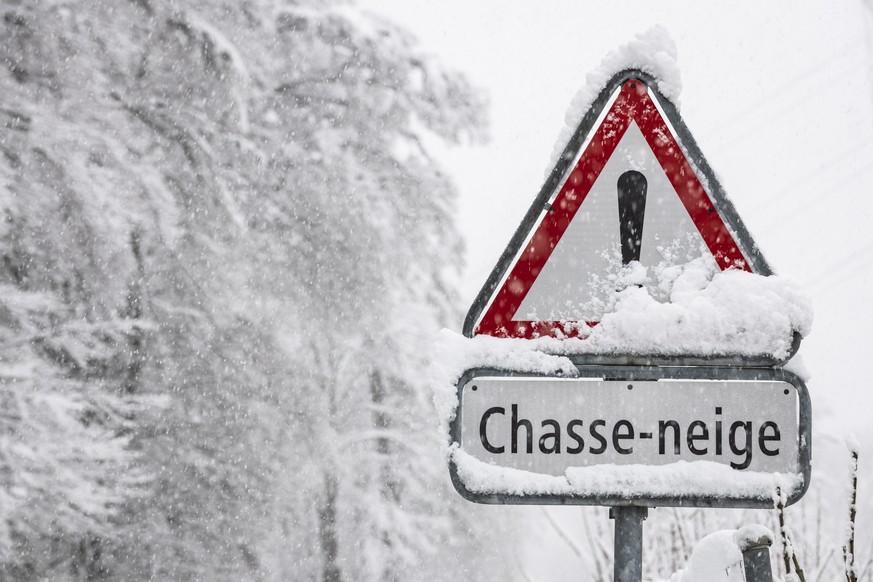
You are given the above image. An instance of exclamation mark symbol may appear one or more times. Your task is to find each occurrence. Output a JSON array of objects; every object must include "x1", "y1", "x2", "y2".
[{"x1": 617, "y1": 170, "x2": 648, "y2": 265}]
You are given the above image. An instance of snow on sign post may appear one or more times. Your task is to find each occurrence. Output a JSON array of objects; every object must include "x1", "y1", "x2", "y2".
[{"x1": 444, "y1": 65, "x2": 812, "y2": 582}]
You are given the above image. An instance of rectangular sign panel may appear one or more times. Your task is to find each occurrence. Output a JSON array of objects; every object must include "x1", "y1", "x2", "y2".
[
  {"x1": 449, "y1": 366, "x2": 810, "y2": 508},
  {"x1": 463, "y1": 378, "x2": 797, "y2": 474}
]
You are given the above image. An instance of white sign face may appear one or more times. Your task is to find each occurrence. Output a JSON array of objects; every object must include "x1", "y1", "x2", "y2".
[
  {"x1": 459, "y1": 376, "x2": 800, "y2": 476},
  {"x1": 515, "y1": 121, "x2": 714, "y2": 322}
]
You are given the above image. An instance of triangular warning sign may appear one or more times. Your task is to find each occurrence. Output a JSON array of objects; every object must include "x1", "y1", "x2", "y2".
[{"x1": 466, "y1": 70, "x2": 771, "y2": 339}]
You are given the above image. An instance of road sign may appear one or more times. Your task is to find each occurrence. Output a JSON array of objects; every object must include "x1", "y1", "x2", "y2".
[
  {"x1": 466, "y1": 70, "x2": 771, "y2": 339},
  {"x1": 449, "y1": 366, "x2": 811, "y2": 508},
  {"x1": 448, "y1": 68, "x2": 808, "y2": 582}
]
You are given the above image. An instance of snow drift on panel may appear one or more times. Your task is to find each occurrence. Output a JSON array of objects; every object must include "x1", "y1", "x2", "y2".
[{"x1": 452, "y1": 449, "x2": 801, "y2": 502}]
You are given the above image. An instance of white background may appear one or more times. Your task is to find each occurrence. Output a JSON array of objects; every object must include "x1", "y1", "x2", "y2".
[{"x1": 362, "y1": 0, "x2": 873, "y2": 440}]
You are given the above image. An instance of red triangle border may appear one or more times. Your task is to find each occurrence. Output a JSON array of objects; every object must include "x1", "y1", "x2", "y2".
[{"x1": 474, "y1": 79, "x2": 753, "y2": 339}]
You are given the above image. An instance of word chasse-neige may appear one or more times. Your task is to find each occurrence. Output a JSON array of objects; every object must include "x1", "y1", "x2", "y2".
[{"x1": 478, "y1": 404, "x2": 782, "y2": 470}]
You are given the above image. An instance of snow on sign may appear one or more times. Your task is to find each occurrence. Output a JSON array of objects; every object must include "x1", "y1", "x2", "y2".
[
  {"x1": 465, "y1": 70, "x2": 770, "y2": 340},
  {"x1": 449, "y1": 367, "x2": 811, "y2": 508},
  {"x1": 446, "y1": 59, "x2": 811, "y2": 579}
]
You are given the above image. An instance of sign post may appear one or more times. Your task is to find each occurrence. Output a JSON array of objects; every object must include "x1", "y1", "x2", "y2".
[
  {"x1": 612, "y1": 506, "x2": 647, "y2": 582},
  {"x1": 448, "y1": 69, "x2": 810, "y2": 581}
]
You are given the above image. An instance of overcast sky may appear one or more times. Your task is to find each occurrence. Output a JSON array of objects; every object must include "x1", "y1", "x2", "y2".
[{"x1": 361, "y1": 1, "x2": 873, "y2": 438}]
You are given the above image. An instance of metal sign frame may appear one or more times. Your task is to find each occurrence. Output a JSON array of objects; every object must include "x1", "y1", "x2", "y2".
[
  {"x1": 449, "y1": 365, "x2": 811, "y2": 509},
  {"x1": 461, "y1": 69, "x2": 797, "y2": 363}
]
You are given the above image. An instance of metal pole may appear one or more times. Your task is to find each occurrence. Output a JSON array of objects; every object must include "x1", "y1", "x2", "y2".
[
  {"x1": 738, "y1": 533, "x2": 774, "y2": 582},
  {"x1": 611, "y1": 506, "x2": 647, "y2": 582}
]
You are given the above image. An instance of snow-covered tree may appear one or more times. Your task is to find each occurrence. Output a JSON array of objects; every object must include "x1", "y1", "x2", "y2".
[{"x1": 0, "y1": 0, "x2": 516, "y2": 580}]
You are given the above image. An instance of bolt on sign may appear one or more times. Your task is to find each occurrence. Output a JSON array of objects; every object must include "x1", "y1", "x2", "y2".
[{"x1": 450, "y1": 70, "x2": 810, "y2": 511}]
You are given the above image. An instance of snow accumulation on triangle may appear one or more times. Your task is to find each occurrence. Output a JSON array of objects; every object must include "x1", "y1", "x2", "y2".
[{"x1": 462, "y1": 28, "x2": 811, "y2": 361}]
